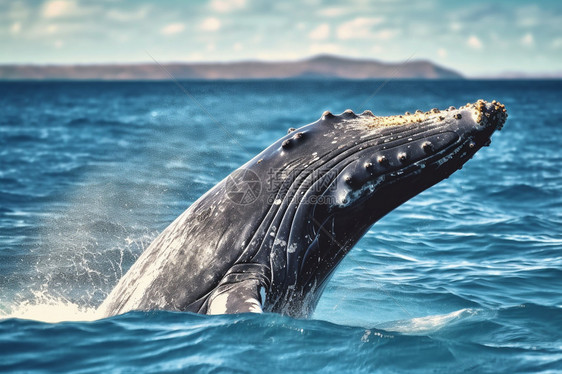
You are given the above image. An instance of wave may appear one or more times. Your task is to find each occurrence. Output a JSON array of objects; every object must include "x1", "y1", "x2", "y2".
[{"x1": 1, "y1": 305, "x2": 560, "y2": 373}]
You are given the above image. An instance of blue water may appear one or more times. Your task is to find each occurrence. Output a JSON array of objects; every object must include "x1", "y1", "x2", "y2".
[{"x1": 0, "y1": 80, "x2": 561, "y2": 373}]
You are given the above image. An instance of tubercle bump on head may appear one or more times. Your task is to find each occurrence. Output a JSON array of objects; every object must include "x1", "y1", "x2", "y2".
[{"x1": 318, "y1": 100, "x2": 507, "y2": 130}]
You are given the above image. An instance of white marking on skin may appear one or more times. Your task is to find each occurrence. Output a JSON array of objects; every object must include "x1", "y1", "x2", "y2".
[
  {"x1": 245, "y1": 298, "x2": 263, "y2": 313},
  {"x1": 287, "y1": 243, "x2": 298, "y2": 253},
  {"x1": 274, "y1": 199, "x2": 282, "y2": 205},
  {"x1": 273, "y1": 238, "x2": 287, "y2": 247},
  {"x1": 336, "y1": 176, "x2": 385, "y2": 208},
  {"x1": 208, "y1": 293, "x2": 229, "y2": 315}
]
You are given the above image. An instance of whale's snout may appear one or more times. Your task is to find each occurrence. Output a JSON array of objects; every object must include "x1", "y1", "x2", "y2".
[
  {"x1": 448, "y1": 100, "x2": 507, "y2": 152},
  {"x1": 478, "y1": 100, "x2": 508, "y2": 131}
]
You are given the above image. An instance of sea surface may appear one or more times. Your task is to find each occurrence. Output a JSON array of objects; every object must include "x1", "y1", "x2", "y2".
[{"x1": 0, "y1": 79, "x2": 561, "y2": 373}]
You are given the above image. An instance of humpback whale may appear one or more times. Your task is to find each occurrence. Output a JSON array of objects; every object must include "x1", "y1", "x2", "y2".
[{"x1": 98, "y1": 100, "x2": 508, "y2": 318}]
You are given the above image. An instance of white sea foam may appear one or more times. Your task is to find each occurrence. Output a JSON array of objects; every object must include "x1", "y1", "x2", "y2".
[
  {"x1": 378, "y1": 308, "x2": 480, "y2": 335},
  {"x1": 0, "y1": 291, "x2": 101, "y2": 323}
]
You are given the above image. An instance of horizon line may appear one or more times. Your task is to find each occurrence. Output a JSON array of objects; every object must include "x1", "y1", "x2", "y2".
[{"x1": 1, "y1": 54, "x2": 561, "y2": 79}]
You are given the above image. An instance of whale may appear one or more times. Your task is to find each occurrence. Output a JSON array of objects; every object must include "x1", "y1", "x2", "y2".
[{"x1": 98, "y1": 100, "x2": 508, "y2": 318}]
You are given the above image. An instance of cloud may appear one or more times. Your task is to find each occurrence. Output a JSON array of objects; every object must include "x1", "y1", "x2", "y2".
[
  {"x1": 521, "y1": 33, "x2": 534, "y2": 47},
  {"x1": 308, "y1": 24, "x2": 330, "y2": 40},
  {"x1": 42, "y1": 0, "x2": 78, "y2": 18},
  {"x1": 515, "y1": 5, "x2": 539, "y2": 27},
  {"x1": 256, "y1": 51, "x2": 301, "y2": 61},
  {"x1": 309, "y1": 43, "x2": 343, "y2": 55},
  {"x1": 5, "y1": 1, "x2": 30, "y2": 20},
  {"x1": 186, "y1": 52, "x2": 204, "y2": 61},
  {"x1": 449, "y1": 22, "x2": 462, "y2": 32},
  {"x1": 373, "y1": 29, "x2": 397, "y2": 40},
  {"x1": 161, "y1": 23, "x2": 185, "y2": 35},
  {"x1": 317, "y1": 7, "x2": 349, "y2": 18},
  {"x1": 201, "y1": 17, "x2": 221, "y2": 31},
  {"x1": 106, "y1": 6, "x2": 150, "y2": 22},
  {"x1": 210, "y1": 0, "x2": 246, "y2": 13},
  {"x1": 337, "y1": 17, "x2": 383, "y2": 40},
  {"x1": 437, "y1": 48, "x2": 447, "y2": 58},
  {"x1": 233, "y1": 42, "x2": 243, "y2": 51},
  {"x1": 10, "y1": 22, "x2": 21, "y2": 34},
  {"x1": 551, "y1": 38, "x2": 562, "y2": 49},
  {"x1": 467, "y1": 35, "x2": 483, "y2": 49}
]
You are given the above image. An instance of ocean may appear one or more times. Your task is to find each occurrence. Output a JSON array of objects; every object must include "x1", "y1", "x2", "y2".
[{"x1": 0, "y1": 79, "x2": 561, "y2": 373}]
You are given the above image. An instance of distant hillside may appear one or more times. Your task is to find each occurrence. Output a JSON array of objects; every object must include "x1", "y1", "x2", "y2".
[{"x1": 0, "y1": 55, "x2": 463, "y2": 80}]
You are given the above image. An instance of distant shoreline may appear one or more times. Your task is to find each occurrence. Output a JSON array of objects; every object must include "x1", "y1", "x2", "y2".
[
  {"x1": 2, "y1": 76, "x2": 561, "y2": 83},
  {"x1": 1, "y1": 77, "x2": 560, "y2": 83},
  {"x1": 0, "y1": 54, "x2": 463, "y2": 81}
]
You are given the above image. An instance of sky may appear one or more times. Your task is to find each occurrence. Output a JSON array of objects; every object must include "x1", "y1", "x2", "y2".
[{"x1": 1, "y1": 0, "x2": 561, "y2": 77}]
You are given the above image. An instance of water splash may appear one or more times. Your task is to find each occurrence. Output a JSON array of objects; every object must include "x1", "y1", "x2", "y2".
[
  {"x1": 0, "y1": 290, "x2": 100, "y2": 322},
  {"x1": 2, "y1": 174, "x2": 161, "y2": 322}
]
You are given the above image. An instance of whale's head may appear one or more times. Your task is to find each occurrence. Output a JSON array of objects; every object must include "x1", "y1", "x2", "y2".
[
  {"x1": 317, "y1": 100, "x2": 507, "y2": 217},
  {"x1": 303, "y1": 100, "x2": 507, "y2": 239},
  {"x1": 261, "y1": 100, "x2": 507, "y2": 315}
]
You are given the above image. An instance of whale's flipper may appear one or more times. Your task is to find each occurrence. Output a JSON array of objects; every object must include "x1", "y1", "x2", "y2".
[
  {"x1": 207, "y1": 278, "x2": 264, "y2": 314},
  {"x1": 206, "y1": 263, "x2": 269, "y2": 315}
]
